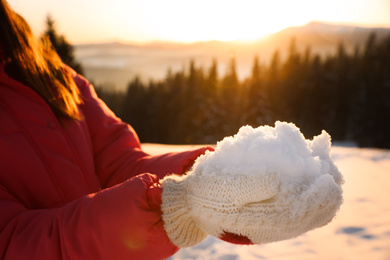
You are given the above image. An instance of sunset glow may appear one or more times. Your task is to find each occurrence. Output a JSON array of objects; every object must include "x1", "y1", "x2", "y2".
[
  {"x1": 8, "y1": 0, "x2": 390, "y2": 43},
  {"x1": 135, "y1": 0, "x2": 362, "y2": 42}
]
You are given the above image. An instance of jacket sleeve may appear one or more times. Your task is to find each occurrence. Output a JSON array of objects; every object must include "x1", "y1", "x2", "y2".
[
  {"x1": 0, "y1": 173, "x2": 178, "y2": 260},
  {"x1": 74, "y1": 73, "x2": 213, "y2": 188}
]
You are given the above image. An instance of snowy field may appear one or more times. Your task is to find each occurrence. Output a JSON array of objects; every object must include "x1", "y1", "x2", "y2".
[{"x1": 142, "y1": 142, "x2": 390, "y2": 260}]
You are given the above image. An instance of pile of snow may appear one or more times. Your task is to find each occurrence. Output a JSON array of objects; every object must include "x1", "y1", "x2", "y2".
[{"x1": 193, "y1": 121, "x2": 343, "y2": 191}]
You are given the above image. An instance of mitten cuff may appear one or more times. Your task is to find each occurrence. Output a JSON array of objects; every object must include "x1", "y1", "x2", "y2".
[{"x1": 160, "y1": 174, "x2": 207, "y2": 248}]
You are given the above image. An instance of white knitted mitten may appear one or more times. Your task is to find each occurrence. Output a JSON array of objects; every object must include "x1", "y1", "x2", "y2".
[{"x1": 161, "y1": 122, "x2": 344, "y2": 248}]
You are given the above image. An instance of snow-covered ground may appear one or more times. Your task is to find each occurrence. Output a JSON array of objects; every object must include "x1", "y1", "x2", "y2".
[{"x1": 142, "y1": 143, "x2": 390, "y2": 260}]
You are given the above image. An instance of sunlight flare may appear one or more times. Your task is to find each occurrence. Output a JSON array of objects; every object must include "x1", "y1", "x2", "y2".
[{"x1": 137, "y1": 0, "x2": 345, "y2": 42}]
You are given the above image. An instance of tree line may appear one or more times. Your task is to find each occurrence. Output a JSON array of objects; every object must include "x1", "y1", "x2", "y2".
[
  {"x1": 43, "y1": 16, "x2": 390, "y2": 148},
  {"x1": 94, "y1": 34, "x2": 389, "y2": 148}
]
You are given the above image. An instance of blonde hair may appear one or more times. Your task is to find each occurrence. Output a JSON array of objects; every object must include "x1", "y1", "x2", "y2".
[{"x1": 0, "y1": 0, "x2": 82, "y2": 119}]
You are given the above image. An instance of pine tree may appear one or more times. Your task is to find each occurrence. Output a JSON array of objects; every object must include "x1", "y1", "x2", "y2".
[
  {"x1": 220, "y1": 56, "x2": 242, "y2": 136},
  {"x1": 246, "y1": 55, "x2": 270, "y2": 126},
  {"x1": 266, "y1": 49, "x2": 282, "y2": 122},
  {"x1": 41, "y1": 15, "x2": 84, "y2": 74}
]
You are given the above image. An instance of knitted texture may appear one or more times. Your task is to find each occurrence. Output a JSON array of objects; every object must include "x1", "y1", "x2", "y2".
[
  {"x1": 161, "y1": 122, "x2": 344, "y2": 248},
  {"x1": 160, "y1": 174, "x2": 208, "y2": 247}
]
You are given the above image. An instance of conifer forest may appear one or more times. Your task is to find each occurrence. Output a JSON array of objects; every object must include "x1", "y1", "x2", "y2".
[{"x1": 94, "y1": 34, "x2": 390, "y2": 149}]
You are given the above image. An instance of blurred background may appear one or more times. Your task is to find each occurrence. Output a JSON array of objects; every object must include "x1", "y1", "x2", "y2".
[{"x1": 8, "y1": 0, "x2": 390, "y2": 147}]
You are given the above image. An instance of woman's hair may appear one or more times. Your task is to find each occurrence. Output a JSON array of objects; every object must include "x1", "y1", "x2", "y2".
[{"x1": 0, "y1": 0, "x2": 82, "y2": 120}]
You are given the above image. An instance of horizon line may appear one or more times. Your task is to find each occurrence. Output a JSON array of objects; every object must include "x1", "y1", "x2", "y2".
[{"x1": 73, "y1": 20, "x2": 390, "y2": 46}]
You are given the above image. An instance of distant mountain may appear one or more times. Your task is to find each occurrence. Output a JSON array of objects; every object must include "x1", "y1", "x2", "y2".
[
  {"x1": 273, "y1": 21, "x2": 390, "y2": 52},
  {"x1": 75, "y1": 22, "x2": 390, "y2": 91}
]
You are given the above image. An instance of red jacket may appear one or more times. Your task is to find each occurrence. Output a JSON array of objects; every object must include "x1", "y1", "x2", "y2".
[{"x1": 0, "y1": 62, "x2": 211, "y2": 259}]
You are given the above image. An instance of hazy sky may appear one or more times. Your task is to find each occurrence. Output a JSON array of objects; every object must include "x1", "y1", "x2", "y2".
[{"x1": 7, "y1": 0, "x2": 390, "y2": 44}]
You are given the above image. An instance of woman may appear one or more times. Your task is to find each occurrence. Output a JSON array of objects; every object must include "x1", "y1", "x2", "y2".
[{"x1": 0, "y1": 1, "x2": 212, "y2": 259}]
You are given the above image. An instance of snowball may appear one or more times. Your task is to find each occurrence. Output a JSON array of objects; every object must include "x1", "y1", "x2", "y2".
[{"x1": 193, "y1": 121, "x2": 340, "y2": 190}]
